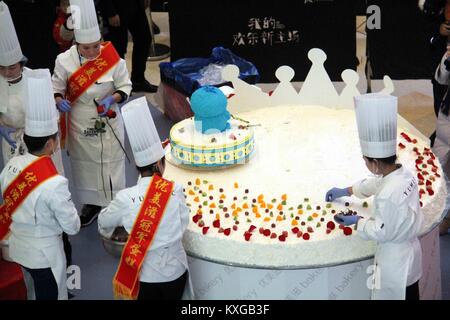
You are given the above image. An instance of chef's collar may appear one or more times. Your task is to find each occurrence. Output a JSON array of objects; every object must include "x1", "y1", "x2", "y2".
[{"x1": 381, "y1": 164, "x2": 403, "y2": 184}]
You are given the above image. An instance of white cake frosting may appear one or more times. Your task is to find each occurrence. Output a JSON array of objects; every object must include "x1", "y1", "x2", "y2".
[{"x1": 164, "y1": 105, "x2": 448, "y2": 268}]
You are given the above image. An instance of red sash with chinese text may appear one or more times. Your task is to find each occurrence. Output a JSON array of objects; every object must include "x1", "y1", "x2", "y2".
[
  {"x1": 113, "y1": 175, "x2": 174, "y2": 300},
  {"x1": 0, "y1": 156, "x2": 58, "y2": 240},
  {"x1": 60, "y1": 41, "x2": 120, "y2": 148}
]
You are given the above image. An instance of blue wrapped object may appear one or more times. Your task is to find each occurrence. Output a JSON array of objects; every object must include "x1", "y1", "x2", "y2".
[
  {"x1": 159, "y1": 47, "x2": 259, "y2": 97},
  {"x1": 190, "y1": 86, "x2": 230, "y2": 134}
]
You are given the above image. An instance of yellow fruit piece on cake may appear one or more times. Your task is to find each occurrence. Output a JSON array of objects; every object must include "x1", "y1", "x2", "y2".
[
  {"x1": 209, "y1": 203, "x2": 216, "y2": 208},
  {"x1": 255, "y1": 212, "x2": 261, "y2": 218},
  {"x1": 195, "y1": 178, "x2": 201, "y2": 186},
  {"x1": 276, "y1": 216, "x2": 283, "y2": 222},
  {"x1": 298, "y1": 209, "x2": 303, "y2": 215},
  {"x1": 264, "y1": 217, "x2": 271, "y2": 222},
  {"x1": 291, "y1": 219, "x2": 298, "y2": 226},
  {"x1": 242, "y1": 203, "x2": 249, "y2": 209},
  {"x1": 281, "y1": 194, "x2": 287, "y2": 201},
  {"x1": 277, "y1": 204, "x2": 283, "y2": 211},
  {"x1": 208, "y1": 185, "x2": 214, "y2": 190},
  {"x1": 220, "y1": 194, "x2": 226, "y2": 199},
  {"x1": 312, "y1": 213, "x2": 319, "y2": 218},
  {"x1": 215, "y1": 214, "x2": 220, "y2": 220},
  {"x1": 193, "y1": 197, "x2": 200, "y2": 202},
  {"x1": 188, "y1": 190, "x2": 195, "y2": 195},
  {"x1": 234, "y1": 182, "x2": 239, "y2": 188},
  {"x1": 267, "y1": 204, "x2": 274, "y2": 210}
]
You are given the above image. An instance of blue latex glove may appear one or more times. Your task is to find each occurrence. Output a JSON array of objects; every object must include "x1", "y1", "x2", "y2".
[
  {"x1": 334, "y1": 214, "x2": 361, "y2": 226},
  {"x1": 0, "y1": 125, "x2": 17, "y2": 148},
  {"x1": 99, "y1": 95, "x2": 116, "y2": 116},
  {"x1": 325, "y1": 187, "x2": 350, "y2": 202},
  {"x1": 56, "y1": 99, "x2": 71, "y2": 113}
]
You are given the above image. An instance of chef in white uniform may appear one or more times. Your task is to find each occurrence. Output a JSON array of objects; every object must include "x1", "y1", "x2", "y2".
[
  {"x1": 52, "y1": 0, "x2": 132, "y2": 227},
  {"x1": 0, "y1": 69, "x2": 80, "y2": 300},
  {"x1": 98, "y1": 97, "x2": 191, "y2": 300},
  {"x1": 0, "y1": 1, "x2": 65, "y2": 173},
  {"x1": 325, "y1": 94, "x2": 424, "y2": 300},
  {"x1": 432, "y1": 48, "x2": 450, "y2": 235}
]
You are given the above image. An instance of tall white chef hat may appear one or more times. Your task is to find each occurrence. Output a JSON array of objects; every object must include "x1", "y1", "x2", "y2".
[
  {"x1": 24, "y1": 69, "x2": 59, "y2": 137},
  {"x1": 70, "y1": 0, "x2": 101, "y2": 44},
  {"x1": 354, "y1": 93, "x2": 398, "y2": 158},
  {"x1": 0, "y1": 1, "x2": 23, "y2": 66},
  {"x1": 122, "y1": 97, "x2": 165, "y2": 167}
]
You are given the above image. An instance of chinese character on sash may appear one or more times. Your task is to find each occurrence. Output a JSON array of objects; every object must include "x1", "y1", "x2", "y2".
[
  {"x1": 129, "y1": 244, "x2": 142, "y2": 257},
  {"x1": 17, "y1": 182, "x2": 27, "y2": 195},
  {"x1": 24, "y1": 172, "x2": 37, "y2": 186},
  {"x1": 75, "y1": 74, "x2": 88, "y2": 87},
  {"x1": 150, "y1": 192, "x2": 162, "y2": 208},
  {"x1": 95, "y1": 58, "x2": 108, "y2": 71},
  {"x1": 125, "y1": 256, "x2": 137, "y2": 267},
  {"x1": 154, "y1": 180, "x2": 170, "y2": 192},
  {"x1": 139, "y1": 220, "x2": 153, "y2": 232},
  {"x1": 10, "y1": 188, "x2": 20, "y2": 202},
  {"x1": 135, "y1": 231, "x2": 147, "y2": 244},
  {"x1": 84, "y1": 67, "x2": 97, "y2": 80},
  {"x1": 144, "y1": 206, "x2": 158, "y2": 219}
]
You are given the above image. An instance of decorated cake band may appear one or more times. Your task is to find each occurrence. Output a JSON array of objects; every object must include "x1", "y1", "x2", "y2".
[{"x1": 171, "y1": 138, "x2": 254, "y2": 167}]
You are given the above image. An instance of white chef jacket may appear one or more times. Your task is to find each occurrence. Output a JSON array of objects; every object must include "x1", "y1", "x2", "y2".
[
  {"x1": 352, "y1": 165, "x2": 423, "y2": 300},
  {"x1": 52, "y1": 44, "x2": 132, "y2": 206},
  {"x1": 0, "y1": 152, "x2": 80, "y2": 299},
  {"x1": 0, "y1": 69, "x2": 65, "y2": 173},
  {"x1": 0, "y1": 69, "x2": 30, "y2": 165},
  {"x1": 98, "y1": 175, "x2": 190, "y2": 283}
]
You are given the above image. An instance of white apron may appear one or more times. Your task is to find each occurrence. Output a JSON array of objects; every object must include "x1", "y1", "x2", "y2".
[
  {"x1": 10, "y1": 233, "x2": 68, "y2": 300},
  {"x1": 0, "y1": 73, "x2": 65, "y2": 174},
  {"x1": 371, "y1": 239, "x2": 421, "y2": 300},
  {"x1": 53, "y1": 45, "x2": 130, "y2": 207}
]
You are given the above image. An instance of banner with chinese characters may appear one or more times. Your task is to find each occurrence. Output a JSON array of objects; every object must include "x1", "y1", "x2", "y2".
[
  {"x1": 66, "y1": 41, "x2": 120, "y2": 103},
  {"x1": 169, "y1": 0, "x2": 357, "y2": 82},
  {"x1": 0, "y1": 156, "x2": 58, "y2": 240},
  {"x1": 113, "y1": 175, "x2": 174, "y2": 300}
]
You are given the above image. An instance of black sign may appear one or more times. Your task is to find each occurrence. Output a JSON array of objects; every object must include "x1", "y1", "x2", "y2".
[
  {"x1": 169, "y1": 0, "x2": 357, "y2": 82},
  {"x1": 366, "y1": 0, "x2": 436, "y2": 79}
]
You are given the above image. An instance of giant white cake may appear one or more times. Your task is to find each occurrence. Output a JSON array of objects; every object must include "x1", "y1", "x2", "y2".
[{"x1": 164, "y1": 105, "x2": 447, "y2": 268}]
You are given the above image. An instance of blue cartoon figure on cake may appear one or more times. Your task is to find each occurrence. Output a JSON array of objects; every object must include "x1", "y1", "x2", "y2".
[{"x1": 190, "y1": 86, "x2": 231, "y2": 134}]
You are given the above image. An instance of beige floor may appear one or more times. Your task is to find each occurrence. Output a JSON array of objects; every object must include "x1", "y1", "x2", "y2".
[{"x1": 125, "y1": 12, "x2": 437, "y2": 138}]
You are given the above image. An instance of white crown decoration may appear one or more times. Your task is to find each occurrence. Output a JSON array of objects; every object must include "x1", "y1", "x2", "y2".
[{"x1": 223, "y1": 48, "x2": 395, "y2": 114}]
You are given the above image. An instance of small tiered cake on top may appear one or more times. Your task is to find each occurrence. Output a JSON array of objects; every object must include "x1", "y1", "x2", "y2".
[{"x1": 170, "y1": 86, "x2": 255, "y2": 167}]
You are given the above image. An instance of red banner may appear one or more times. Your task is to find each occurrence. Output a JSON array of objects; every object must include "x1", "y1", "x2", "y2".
[
  {"x1": 113, "y1": 175, "x2": 174, "y2": 300},
  {"x1": 60, "y1": 41, "x2": 120, "y2": 148},
  {"x1": 0, "y1": 156, "x2": 58, "y2": 240}
]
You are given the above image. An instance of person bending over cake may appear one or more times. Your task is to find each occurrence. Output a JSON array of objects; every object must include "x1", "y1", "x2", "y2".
[
  {"x1": 325, "y1": 94, "x2": 423, "y2": 300},
  {"x1": 98, "y1": 97, "x2": 191, "y2": 300}
]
